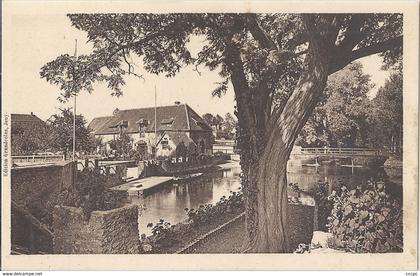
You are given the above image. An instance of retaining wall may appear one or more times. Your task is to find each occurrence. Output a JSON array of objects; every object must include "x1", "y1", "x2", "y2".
[
  {"x1": 288, "y1": 203, "x2": 315, "y2": 251},
  {"x1": 53, "y1": 205, "x2": 140, "y2": 254}
]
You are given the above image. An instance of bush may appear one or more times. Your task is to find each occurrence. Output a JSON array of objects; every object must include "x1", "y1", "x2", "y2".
[
  {"x1": 145, "y1": 219, "x2": 179, "y2": 250},
  {"x1": 185, "y1": 189, "x2": 244, "y2": 226},
  {"x1": 327, "y1": 181, "x2": 403, "y2": 253},
  {"x1": 62, "y1": 168, "x2": 127, "y2": 220}
]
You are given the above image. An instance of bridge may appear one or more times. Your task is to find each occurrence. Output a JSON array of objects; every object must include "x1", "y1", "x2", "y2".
[
  {"x1": 289, "y1": 147, "x2": 392, "y2": 168},
  {"x1": 291, "y1": 147, "x2": 391, "y2": 158}
]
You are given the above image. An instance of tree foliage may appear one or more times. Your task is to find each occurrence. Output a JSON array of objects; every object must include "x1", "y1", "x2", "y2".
[
  {"x1": 202, "y1": 112, "x2": 237, "y2": 139},
  {"x1": 47, "y1": 108, "x2": 96, "y2": 154},
  {"x1": 368, "y1": 69, "x2": 403, "y2": 153},
  {"x1": 108, "y1": 132, "x2": 135, "y2": 159},
  {"x1": 296, "y1": 62, "x2": 373, "y2": 147}
]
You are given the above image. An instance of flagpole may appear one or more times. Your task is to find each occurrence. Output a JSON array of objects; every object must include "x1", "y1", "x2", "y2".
[
  {"x1": 154, "y1": 85, "x2": 157, "y2": 160},
  {"x1": 72, "y1": 39, "x2": 77, "y2": 161}
]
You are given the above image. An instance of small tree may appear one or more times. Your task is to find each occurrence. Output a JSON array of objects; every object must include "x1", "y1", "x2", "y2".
[
  {"x1": 48, "y1": 108, "x2": 96, "y2": 157},
  {"x1": 223, "y1": 112, "x2": 238, "y2": 140},
  {"x1": 108, "y1": 132, "x2": 134, "y2": 160}
]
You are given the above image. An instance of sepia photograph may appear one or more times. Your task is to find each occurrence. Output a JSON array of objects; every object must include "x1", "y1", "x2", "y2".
[{"x1": 1, "y1": 0, "x2": 418, "y2": 271}]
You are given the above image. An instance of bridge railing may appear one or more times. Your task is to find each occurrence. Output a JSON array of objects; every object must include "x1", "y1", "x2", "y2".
[
  {"x1": 296, "y1": 148, "x2": 389, "y2": 156},
  {"x1": 12, "y1": 154, "x2": 65, "y2": 164}
]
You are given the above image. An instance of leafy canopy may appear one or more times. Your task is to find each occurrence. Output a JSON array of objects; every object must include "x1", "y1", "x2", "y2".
[{"x1": 40, "y1": 13, "x2": 402, "y2": 112}]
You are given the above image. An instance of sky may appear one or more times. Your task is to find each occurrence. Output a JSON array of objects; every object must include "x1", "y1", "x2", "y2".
[{"x1": 7, "y1": 14, "x2": 391, "y2": 123}]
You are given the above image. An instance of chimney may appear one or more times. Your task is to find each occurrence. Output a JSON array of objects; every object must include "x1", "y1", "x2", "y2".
[
  {"x1": 30, "y1": 112, "x2": 34, "y2": 116},
  {"x1": 174, "y1": 101, "x2": 181, "y2": 105}
]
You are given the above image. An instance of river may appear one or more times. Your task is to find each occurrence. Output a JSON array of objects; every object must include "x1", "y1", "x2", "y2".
[{"x1": 130, "y1": 161, "x2": 402, "y2": 236}]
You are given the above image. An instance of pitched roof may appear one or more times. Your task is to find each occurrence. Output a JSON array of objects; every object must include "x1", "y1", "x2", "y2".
[
  {"x1": 11, "y1": 113, "x2": 45, "y2": 131},
  {"x1": 90, "y1": 104, "x2": 212, "y2": 135},
  {"x1": 88, "y1": 116, "x2": 113, "y2": 132},
  {"x1": 165, "y1": 131, "x2": 196, "y2": 147}
]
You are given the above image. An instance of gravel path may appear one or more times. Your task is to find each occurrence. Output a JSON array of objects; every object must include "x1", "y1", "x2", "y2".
[{"x1": 189, "y1": 217, "x2": 247, "y2": 253}]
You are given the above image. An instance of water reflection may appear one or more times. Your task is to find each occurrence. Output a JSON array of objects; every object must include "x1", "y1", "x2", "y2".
[
  {"x1": 132, "y1": 162, "x2": 402, "y2": 235},
  {"x1": 131, "y1": 167, "x2": 242, "y2": 235},
  {"x1": 288, "y1": 163, "x2": 401, "y2": 199}
]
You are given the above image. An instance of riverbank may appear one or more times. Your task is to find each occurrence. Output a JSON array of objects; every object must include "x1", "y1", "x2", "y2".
[{"x1": 141, "y1": 204, "x2": 244, "y2": 254}]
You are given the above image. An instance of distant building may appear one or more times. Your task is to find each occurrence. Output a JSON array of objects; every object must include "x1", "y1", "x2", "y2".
[
  {"x1": 11, "y1": 113, "x2": 49, "y2": 155},
  {"x1": 212, "y1": 139, "x2": 236, "y2": 154},
  {"x1": 11, "y1": 112, "x2": 45, "y2": 135},
  {"x1": 88, "y1": 103, "x2": 213, "y2": 159}
]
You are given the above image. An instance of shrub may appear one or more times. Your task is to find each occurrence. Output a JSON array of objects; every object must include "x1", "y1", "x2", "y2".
[
  {"x1": 327, "y1": 181, "x2": 403, "y2": 253},
  {"x1": 62, "y1": 168, "x2": 127, "y2": 220},
  {"x1": 145, "y1": 219, "x2": 179, "y2": 250},
  {"x1": 185, "y1": 189, "x2": 244, "y2": 226}
]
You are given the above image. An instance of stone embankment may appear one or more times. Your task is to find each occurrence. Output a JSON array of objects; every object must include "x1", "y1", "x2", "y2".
[{"x1": 53, "y1": 204, "x2": 140, "y2": 254}]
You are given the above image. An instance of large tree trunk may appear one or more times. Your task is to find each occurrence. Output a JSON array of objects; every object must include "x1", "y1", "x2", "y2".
[
  {"x1": 226, "y1": 25, "x2": 331, "y2": 252},
  {"x1": 246, "y1": 47, "x2": 330, "y2": 253}
]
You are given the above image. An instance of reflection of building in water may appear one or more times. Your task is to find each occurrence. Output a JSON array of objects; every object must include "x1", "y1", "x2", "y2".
[{"x1": 186, "y1": 179, "x2": 214, "y2": 207}]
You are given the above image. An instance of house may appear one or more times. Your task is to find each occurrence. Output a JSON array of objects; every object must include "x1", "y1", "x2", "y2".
[
  {"x1": 88, "y1": 102, "x2": 213, "y2": 159},
  {"x1": 11, "y1": 112, "x2": 46, "y2": 135},
  {"x1": 11, "y1": 113, "x2": 49, "y2": 155}
]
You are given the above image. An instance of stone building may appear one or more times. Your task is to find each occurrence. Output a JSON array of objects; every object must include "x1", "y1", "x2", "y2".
[{"x1": 88, "y1": 102, "x2": 213, "y2": 159}]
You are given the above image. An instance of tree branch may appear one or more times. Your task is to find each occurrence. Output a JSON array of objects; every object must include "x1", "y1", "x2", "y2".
[
  {"x1": 245, "y1": 14, "x2": 277, "y2": 50},
  {"x1": 338, "y1": 14, "x2": 366, "y2": 51},
  {"x1": 329, "y1": 35, "x2": 403, "y2": 74}
]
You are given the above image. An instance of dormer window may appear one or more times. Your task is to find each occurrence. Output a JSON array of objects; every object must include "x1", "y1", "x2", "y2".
[
  {"x1": 137, "y1": 118, "x2": 149, "y2": 127},
  {"x1": 137, "y1": 118, "x2": 148, "y2": 138},
  {"x1": 161, "y1": 118, "x2": 174, "y2": 125}
]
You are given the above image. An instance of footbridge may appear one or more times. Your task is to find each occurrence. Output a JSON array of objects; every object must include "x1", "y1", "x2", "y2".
[{"x1": 291, "y1": 147, "x2": 391, "y2": 158}]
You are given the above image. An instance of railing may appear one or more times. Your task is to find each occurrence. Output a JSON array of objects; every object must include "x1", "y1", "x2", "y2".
[
  {"x1": 77, "y1": 154, "x2": 102, "y2": 160},
  {"x1": 214, "y1": 139, "x2": 236, "y2": 146},
  {"x1": 294, "y1": 148, "x2": 389, "y2": 156},
  {"x1": 12, "y1": 154, "x2": 65, "y2": 164}
]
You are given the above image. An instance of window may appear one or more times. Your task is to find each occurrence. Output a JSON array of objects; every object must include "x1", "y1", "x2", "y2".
[
  {"x1": 161, "y1": 118, "x2": 174, "y2": 125},
  {"x1": 139, "y1": 125, "x2": 146, "y2": 138},
  {"x1": 161, "y1": 138, "x2": 169, "y2": 149}
]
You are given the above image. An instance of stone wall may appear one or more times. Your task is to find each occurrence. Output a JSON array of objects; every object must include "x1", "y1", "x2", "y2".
[
  {"x1": 11, "y1": 162, "x2": 75, "y2": 226},
  {"x1": 53, "y1": 205, "x2": 140, "y2": 254},
  {"x1": 288, "y1": 203, "x2": 315, "y2": 251}
]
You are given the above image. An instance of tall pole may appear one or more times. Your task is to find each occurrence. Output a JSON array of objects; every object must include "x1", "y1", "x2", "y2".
[
  {"x1": 154, "y1": 85, "x2": 157, "y2": 160},
  {"x1": 72, "y1": 39, "x2": 77, "y2": 161}
]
